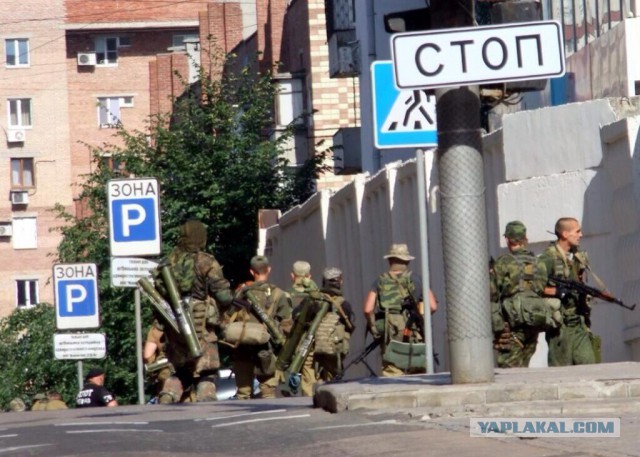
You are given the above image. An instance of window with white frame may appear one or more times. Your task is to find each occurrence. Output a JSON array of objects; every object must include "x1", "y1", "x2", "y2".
[
  {"x1": 98, "y1": 97, "x2": 122, "y2": 128},
  {"x1": 16, "y1": 279, "x2": 38, "y2": 308},
  {"x1": 5, "y1": 38, "x2": 29, "y2": 67},
  {"x1": 11, "y1": 157, "x2": 35, "y2": 188},
  {"x1": 95, "y1": 37, "x2": 119, "y2": 65},
  {"x1": 275, "y1": 78, "x2": 304, "y2": 127},
  {"x1": 8, "y1": 98, "x2": 32, "y2": 127},
  {"x1": 12, "y1": 217, "x2": 37, "y2": 249}
]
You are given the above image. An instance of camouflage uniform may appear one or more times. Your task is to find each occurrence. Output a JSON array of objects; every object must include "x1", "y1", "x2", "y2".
[
  {"x1": 232, "y1": 279, "x2": 293, "y2": 399},
  {"x1": 372, "y1": 270, "x2": 424, "y2": 377},
  {"x1": 155, "y1": 220, "x2": 233, "y2": 403},
  {"x1": 312, "y1": 268, "x2": 355, "y2": 383},
  {"x1": 288, "y1": 276, "x2": 319, "y2": 397},
  {"x1": 490, "y1": 247, "x2": 549, "y2": 368},
  {"x1": 539, "y1": 242, "x2": 597, "y2": 366}
]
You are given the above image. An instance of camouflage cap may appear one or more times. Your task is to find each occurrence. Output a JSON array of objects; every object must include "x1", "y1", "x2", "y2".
[
  {"x1": 323, "y1": 267, "x2": 342, "y2": 281},
  {"x1": 384, "y1": 243, "x2": 414, "y2": 261},
  {"x1": 33, "y1": 393, "x2": 47, "y2": 401},
  {"x1": 250, "y1": 255, "x2": 270, "y2": 270},
  {"x1": 292, "y1": 260, "x2": 311, "y2": 277},
  {"x1": 504, "y1": 220, "x2": 527, "y2": 241}
]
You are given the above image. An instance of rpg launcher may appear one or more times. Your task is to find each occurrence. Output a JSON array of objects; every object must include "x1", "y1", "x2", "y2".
[
  {"x1": 549, "y1": 276, "x2": 636, "y2": 311},
  {"x1": 278, "y1": 300, "x2": 330, "y2": 396}
]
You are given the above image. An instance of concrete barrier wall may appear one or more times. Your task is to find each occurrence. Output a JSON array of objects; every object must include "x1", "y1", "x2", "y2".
[{"x1": 262, "y1": 98, "x2": 640, "y2": 375}]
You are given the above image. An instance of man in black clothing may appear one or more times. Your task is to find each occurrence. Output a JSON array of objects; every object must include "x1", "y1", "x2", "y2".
[{"x1": 76, "y1": 368, "x2": 118, "y2": 408}]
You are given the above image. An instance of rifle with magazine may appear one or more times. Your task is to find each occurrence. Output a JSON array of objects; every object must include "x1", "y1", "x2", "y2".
[
  {"x1": 550, "y1": 276, "x2": 636, "y2": 311},
  {"x1": 332, "y1": 338, "x2": 379, "y2": 382}
]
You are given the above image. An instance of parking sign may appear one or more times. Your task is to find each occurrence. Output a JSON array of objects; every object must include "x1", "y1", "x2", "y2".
[
  {"x1": 54, "y1": 263, "x2": 100, "y2": 330},
  {"x1": 108, "y1": 178, "x2": 161, "y2": 257}
]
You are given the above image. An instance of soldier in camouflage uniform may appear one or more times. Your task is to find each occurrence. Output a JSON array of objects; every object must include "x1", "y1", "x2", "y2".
[
  {"x1": 312, "y1": 267, "x2": 355, "y2": 382},
  {"x1": 540, "y1": 217, "x2": 598, "y2": 366},
  {"x1": 490, "y1": 221, "x2": 556, "y2": 368},
  {"x1": 153, "y1": 219, "x2": 233, "y2": 403},
  {"x1": 363, "y1": 244, "x2": 437, "y2": 377},
  {"x1": 287, "y1": 261, "x2": 319, "y2": 396},
  {"x1": 230, "y1": 256, "x2": 293, "y2": 399}
]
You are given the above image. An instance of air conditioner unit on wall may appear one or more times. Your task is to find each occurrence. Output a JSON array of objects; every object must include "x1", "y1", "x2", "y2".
[
  {"x1": 10, "y1": 190, "x2": 29, "y2": 205},
  {"x1": 77, "y1": 52, "x2": 97, "y2": 66},
  {"x1": 7, "y1": 129, "x2": 25, "y2": 143},
  {"x1": 0, "y1": 224, "x2": 13, "y2": 237}
]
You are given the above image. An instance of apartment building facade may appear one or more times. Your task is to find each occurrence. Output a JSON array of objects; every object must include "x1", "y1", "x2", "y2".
[{"x1": 0, "y1": 0, "x2": 360, "y2": 317}]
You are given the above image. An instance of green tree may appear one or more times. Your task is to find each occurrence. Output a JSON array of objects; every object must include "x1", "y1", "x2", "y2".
[
  {"x1": 39, "y1": 50, "x2": 324, "y2": 404},
  {"x1": 0, "y1": 305, "x2": 77, "y2": 409}
]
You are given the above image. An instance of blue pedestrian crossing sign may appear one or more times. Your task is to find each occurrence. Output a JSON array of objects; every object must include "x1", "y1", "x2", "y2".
[
  {"x1": 54, "y1": 263, "x2": 100, "y2": 330},
  {"x1": 372, "y1": 61, "x2": 438, "y2": 149},
  {"x1": 108, "y1": 178, "x2": 161, "y2": 257}
]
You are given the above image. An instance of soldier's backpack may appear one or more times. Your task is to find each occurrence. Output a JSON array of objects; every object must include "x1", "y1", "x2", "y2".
[
  {"x1": 498, "y1": 252, "x2": 561, "y2": 330},
  {"x1": 313, "y1": 293, "x2": 350, "y2": 357}
]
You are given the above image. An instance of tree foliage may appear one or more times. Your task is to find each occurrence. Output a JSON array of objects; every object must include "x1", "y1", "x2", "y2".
[{"x1": 23, "y1": 50, "x2": 324, "y2": 405}]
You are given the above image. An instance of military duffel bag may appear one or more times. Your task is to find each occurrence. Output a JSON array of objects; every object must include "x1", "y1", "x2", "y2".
[{"x1": 223, "y1": 322, "x2": 270, "y2": 346}]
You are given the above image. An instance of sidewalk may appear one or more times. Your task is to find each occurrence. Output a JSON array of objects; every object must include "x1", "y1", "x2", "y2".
[{"x1": 314, "y1": 361, "x2": 640, "y2": 416}]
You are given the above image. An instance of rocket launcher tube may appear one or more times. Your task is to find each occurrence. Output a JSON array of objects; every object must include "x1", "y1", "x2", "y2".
[
  {"x1": 281, "y1": 300, "x2": 330, "y2": 395},
  {"x1": 160, "y1": 266, "x2": 203, "y2": 359},
  {"x1": 244, "y1": 290, "x2": 286, "y2": 348},
  {"x1": 138, "y1": 277, "x2": 180, "y2": 334}
]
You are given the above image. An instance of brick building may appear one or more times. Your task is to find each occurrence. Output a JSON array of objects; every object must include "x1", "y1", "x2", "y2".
[{"x1": 0, "y1": 0, "x2": 359, "y2": 317}]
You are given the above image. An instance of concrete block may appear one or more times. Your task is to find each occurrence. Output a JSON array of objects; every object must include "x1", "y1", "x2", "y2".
[
  {"x1": 557, "y1": 381, "x2": 628, "y2": 400},
  {"x1": 502, "y1": 99, "x2": 617, "y2": 181},
  {"x1": 485, "y1": 384, "x2": 558, "y2": 403},
  {"x1": 497, "y1": 170, "x2": 612, "y2": 244}
]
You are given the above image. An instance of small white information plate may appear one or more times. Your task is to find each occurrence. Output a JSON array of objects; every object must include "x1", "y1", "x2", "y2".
[
  {"x1": 111, "y1": 257, "x2": 158, "y2": 288},
  {"x1": 54, "y1": 333, "x2": 106, "y2": 360}
]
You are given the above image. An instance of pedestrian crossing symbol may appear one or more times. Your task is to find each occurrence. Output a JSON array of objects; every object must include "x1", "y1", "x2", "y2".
[{"x1": 372, "y1": 61, "x2": 437, "y2": 149}]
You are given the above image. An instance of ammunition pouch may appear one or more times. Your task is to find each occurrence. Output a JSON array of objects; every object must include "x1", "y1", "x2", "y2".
[
  {"x1": 255, "y1": 349, "x2": 277, "y2": 376},
  {"x1": 382, "y1": 340, "x2": 426, "y2": 370},
  {"x1": 314, "y1": 313, "x2": 349, "y2": 357},
  {"x1": 491, "y1": 301, "x2": 506, "y2": 334},
  {"x1": 223, "y1": 322, "x2": 270, "y2": 346}
]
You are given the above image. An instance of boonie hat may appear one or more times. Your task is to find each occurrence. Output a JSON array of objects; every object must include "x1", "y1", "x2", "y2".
[
  {"x1": 504, "y1": 220, "x2": 527, "y2": 241},
  {"x1": 292, "y1": 260, "x2": 311, "y2": 277},
  {"x1": 323, "y1": 267, "x2": 342, "y2": 281},
  {"x1": 250, "y1": 255, "x2": 270, "y2": 270},
  {"x1": 85, "y1": 368, "x2": 105, "y2": 380},
  {"x1": 384, "y1": 244, "x2": 415, "y2": 261}
]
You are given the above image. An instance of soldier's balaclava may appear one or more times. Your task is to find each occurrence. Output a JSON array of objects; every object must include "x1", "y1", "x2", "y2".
[{"x1": 178, "y1": 220, "x2": 207, "y2": 253}]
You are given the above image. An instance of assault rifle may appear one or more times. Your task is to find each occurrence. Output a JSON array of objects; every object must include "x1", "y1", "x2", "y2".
[
  {"x1": 550, "y1": 276, "x2": 636, "y2": 311},
  {"x1": 332, "y1": 338, "x2": 380, "y2": 382},
  {"x1": 401, "y1": 295, "x2": 440, "y2": 368}
]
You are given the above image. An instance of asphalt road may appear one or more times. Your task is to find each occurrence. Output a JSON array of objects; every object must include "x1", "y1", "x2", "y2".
[{"x1": 0, "y1": 397, "x2": 637, "y2": 456}]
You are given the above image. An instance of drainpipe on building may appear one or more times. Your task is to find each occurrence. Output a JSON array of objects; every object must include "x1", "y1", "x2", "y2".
[{"x1": 431, "y1": 0, "x2": 495, "y2": 384}]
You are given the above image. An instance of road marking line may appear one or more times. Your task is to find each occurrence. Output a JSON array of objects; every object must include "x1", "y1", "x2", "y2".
[
  {"x1": 0, "y1": 435, "x2": 17, "y2": 439},
  {"x1": 0, "y1": 444, "x2": 51, "y2": 453},
  {"x1": 195, "y1": 408, "x2": 288, "y2": 422},
  {"x1": 66, "y1": 429, "x2": 163, "y2": 434},
  {"x1": 309, "y1": 420, "x2": 399, "y2": 430},
  {"x1": 56, "y1": 421, "x2": 149, "y2": 427},
  {"x1": 211, "y1": 414, "x2": 310, "y2": 428}
]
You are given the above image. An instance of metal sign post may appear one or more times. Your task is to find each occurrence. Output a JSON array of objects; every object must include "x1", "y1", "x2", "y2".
[
  {"x1": 416, "y1": 149, "x2": 434, "y2": 374},
  {"x1": 108, "y1": 178, "x2": 162, "y2": 406}
]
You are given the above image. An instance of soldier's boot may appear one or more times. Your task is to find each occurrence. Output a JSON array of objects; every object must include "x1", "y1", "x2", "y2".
[
  {"x1": 195, "y1": 375, "x2": 217, "y2": 402},
  {"x1": 158, "y1": 376, "x2": 183, "y2": 403}
]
